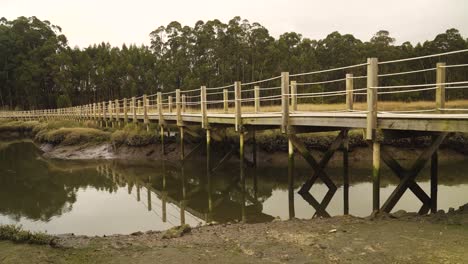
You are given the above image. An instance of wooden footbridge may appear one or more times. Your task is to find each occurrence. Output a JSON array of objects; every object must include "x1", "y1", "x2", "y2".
[{"x1": 2, "y1": 49, "x2": 468, "y2": 217}]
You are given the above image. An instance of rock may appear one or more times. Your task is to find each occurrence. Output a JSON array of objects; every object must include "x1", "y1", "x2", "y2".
[
  {"x1": 392, "y1": 210, "x2": 407, "y2": 219},
  {"x1": 328, "y1": 229, "x2": 337, "y2": 233},
  {"x1": 319, "y1": 243, "x2": 327, "y2": 249},
  {"x1": 162, "y1": 224, "x2": 191, "y2": 239},
  {"x1": 448, "y1": 207, "x2": 455, "y2": 213},
  {"x1": 131, "y1": 231, "x2": 143, "y2": 236}
]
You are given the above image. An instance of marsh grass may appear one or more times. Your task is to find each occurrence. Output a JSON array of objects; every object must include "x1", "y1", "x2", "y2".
[{"x1": 0, "y1": 225, "x2": 52, "y2": 245}]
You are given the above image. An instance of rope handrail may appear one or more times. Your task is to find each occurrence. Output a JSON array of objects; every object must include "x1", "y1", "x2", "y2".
[
  {"x1": 259, "y1": 86, "x2": 281, "y2": 91},
  {"x1": 241, "y1": 75, "x2": 282, "y2": 86},
  {"x1": 296, "y1": 78, "x2": 346, "y2": 86},
  {"x1": 290, "y1": 62, "x2": 368, "y2": 77},
  {"x1": 372, "y1": 81, "x2": 468, "y2": 89},
  {"x1": 377, "y1": 87, "x2": 437, "y2": 95},
  {"x1": 378, "y1": 49, "x2": 468, "y2": 65},
  {"x1": 378, "y1": 67, "x2": 436, "y2": 77},
  {"x1": 440, "y1": 63, "x2": 468, "y2": 68},
  {"x1": 288, "y1": 87, "x2": 367, "y2": 97},
  {"x1": 205, "y1": 84, "x2": 234, "y2": 91},
  {"x1": 439, "y1": 108, "x2": 468, "y2": 111},
  {"x1": 181, "y1": 88, "x2": 201, "y2": 93},
  {"x1": 378, "y1": 109, "x2": 437, "y2": 113},
  {"x1": 351, "y1": 75, "x2": 367, "y2": 79},
  {"x1": 446, "y1": 85, "x2": 468, "y2": 90}
]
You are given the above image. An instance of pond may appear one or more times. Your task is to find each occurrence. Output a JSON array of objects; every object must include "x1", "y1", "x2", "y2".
[{"x1": 0, "y1": 141, "x2": 467, "y2": 235}]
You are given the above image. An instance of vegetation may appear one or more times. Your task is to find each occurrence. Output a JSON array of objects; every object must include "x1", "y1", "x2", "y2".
[
  {"x1": 110, "y1": 123, "x2": 158, "y2": 147},
  {"x1": 1, "y1": 16, "x2": 467, "y2": 111},
  {"x1": 0, "y1": 225, "x2": 52, "y2": 245}
]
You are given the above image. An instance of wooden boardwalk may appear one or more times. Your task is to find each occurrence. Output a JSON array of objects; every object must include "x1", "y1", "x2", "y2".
[{"x1": 2, "y1": 50, "x2": 468, "y2": 217}]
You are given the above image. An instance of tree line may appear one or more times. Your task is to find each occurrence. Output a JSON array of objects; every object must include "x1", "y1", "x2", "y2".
[{"x1": 1, "y1": 16, "x2": 467, "y2": 110}]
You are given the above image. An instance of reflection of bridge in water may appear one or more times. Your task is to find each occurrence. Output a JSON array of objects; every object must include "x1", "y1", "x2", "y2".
[{"x1": 95, "y1": 162, "x2": 275, "y2": 225}]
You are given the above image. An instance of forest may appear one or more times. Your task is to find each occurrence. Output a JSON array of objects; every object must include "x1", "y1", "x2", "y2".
[{"x1": 0, "y1": 16, "x2": 467, "y2": 110}]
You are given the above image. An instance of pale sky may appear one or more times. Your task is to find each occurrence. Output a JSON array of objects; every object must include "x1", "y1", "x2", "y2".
[{"x1": 2, "y1": 0, "x2": 468, "y2": 48}]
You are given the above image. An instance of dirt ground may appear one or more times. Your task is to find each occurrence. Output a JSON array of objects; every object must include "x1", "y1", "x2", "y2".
[{"x1": 1, "y1": 207, "x2": 467, "y2": 264}]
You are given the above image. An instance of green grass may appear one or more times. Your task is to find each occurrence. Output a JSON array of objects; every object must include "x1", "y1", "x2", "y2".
[
  {"x1": 111, "y1": 123, "x2": 158, "y2": 147},
  {"x1": 0, "y1": 225, "x2": 53, "y2": 245}
]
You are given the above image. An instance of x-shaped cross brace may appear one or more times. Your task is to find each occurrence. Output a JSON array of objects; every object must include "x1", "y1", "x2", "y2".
[
  {"x1": 289, "y1": 130, "x2": 346, "y2": 217},
  {"x1": 380, "y1": 133, "x2": 447, "y2": 213}
]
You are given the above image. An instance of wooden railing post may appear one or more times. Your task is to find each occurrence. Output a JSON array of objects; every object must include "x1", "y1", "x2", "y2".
[
  {"x1": 223, "y1": 89, "x2": 229, "y2": 113},
  {"x1": 168, "y1": 96, "x2": 173, "y2": 113},
  {"x1": 234, "y1": 81, "x2": 242, "y2": 132},
  {"x1": 157, "y1": 92, "x2": 164, "y2": 126},
  {"x1": 281, "y1": 72, "x2": 290, "y2": 134},
  {"x1": 103, "y1": 101, "x2": 108, "y2": 127},
  {"x1": 176, "y1": 89, "x2": 182, "y2": 126},
  {"x1": 138, "y1": 99, "x2": 142, "y2": 115},
  {"x1": 346, "y1": 73, "x2": 354, "y2": 111},
  {"x1": 143, "y1": 94, "x2": 149, "y2": 126},
  {"x1": 201, "y1": 86, "x2": 208, "y2": 129},
  {"x1": 123, "y1": 98, "x2": 128, "y2": 124},
  {"x1": 254, "y1": 85, "x2": 260, "y2": 113},
  {"x1": 290, "y1": 81, "x2": 297, "y2": 112},
  {"x1": 132, "y1": 97, "x2": 137, "y2": 123},
  {"x1": 181, "y1": 94, "x2": 187, "y2": 113},
  {"x1": 115, "y1": 99, "x2": 120, "y2": 123},
  {"x1": 436, "y1": 62, "x2": 446, "y2": 111},
  {"x1": 366, "y1": 58, "x2": 378, "y2": 140}
]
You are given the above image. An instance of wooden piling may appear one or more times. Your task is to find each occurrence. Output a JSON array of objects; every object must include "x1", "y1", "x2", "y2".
[
  {"x1": 281, "y1": 72, "x2": 290, "y2": 134},
  {"x1": 366, "y1": 58, "x2": 378, "y2": 140},
  {"x1": 372, "y1": 142, "x2": 381, "y2": 212},
  {"x1": 343, "y1": 129, "x2": 350, "y2": 215},
  {"x1": 288, "y1": 137, "x2": 295, "y2": 219},
  {"x1": 346, "y1": 73, "x2": 354, "y2": 111},
  {"x1": 239, "y1": 131, "x2": 246, "y2": 223},
  {"x1": 436, "y1": 62, "x2": 446, "y2": 110},
  {"x1": 431, "y1": 145, "x2": 438, "y2": 213}
]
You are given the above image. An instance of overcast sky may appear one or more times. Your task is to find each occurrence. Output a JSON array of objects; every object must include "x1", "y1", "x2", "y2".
[{"x1": 2, "y1": 0, "x2": 467, "y2": 48}]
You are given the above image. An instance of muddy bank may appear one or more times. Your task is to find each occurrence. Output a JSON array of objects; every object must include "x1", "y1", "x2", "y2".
[{"x1": 1, "y1": 205, "x2": 467, "y2": 264}]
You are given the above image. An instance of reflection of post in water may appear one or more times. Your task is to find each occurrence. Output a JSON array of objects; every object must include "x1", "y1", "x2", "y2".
[
  {"x1": 288, "y1": 138, "x2": 295, "y2": 219},
  {"x1": 240, "y1": 131, "x2": 246, "y2": 223},
  {"x1": 136, "y1": 182, "x2": 141, "y2": 202},
  {"x1": 342, "y1": 129, "x2": 349, "y2": 215},
  {"x1": 206, "y1": 129, "x2": 213, "y2": 222},
  {"x1": 180, "y1": 164, "x2": 186, "y2": 225},
  {"x1": 162, "y1": 161, "x2": 167, "y2": 222},
  {"x1": 147, "y1": 175, "x2": 152, "y2": 211}
]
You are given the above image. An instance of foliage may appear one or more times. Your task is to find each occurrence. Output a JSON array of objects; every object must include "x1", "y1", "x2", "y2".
[
  {"x1": 110, "y1": 123, "x2": 158, "y2": 146},
  {"x1": 0, "y1": 224, "x2": 53, "y2": 245},
  {"x1": 1, "y1": 16, "x2": 467, "y2": 111}
]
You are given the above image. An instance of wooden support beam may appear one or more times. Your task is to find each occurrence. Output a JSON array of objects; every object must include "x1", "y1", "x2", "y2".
[
  {"x1": 240, "y1": 131, "x2": 246, "y2": 223},
  {"x1": 381, "y1": 133, "x2": 447, "y2": 213},
  {"x1": 366, "y1": 58, "x2": 378, "y2": 140},
  {"x1": 431, "y1": 147, "x2": 438, "y2": 213},
  {"x1": 254, "y1": 85, "x2": 260, "y2": 113},
  {"x1": 346, "y1": 73, "x2": 354, "y2": 111},
  {"x1": 235, "y1": 81, "x2": 242, "y2": 132},
  {"x1": 180, "y1": 126, "x2": 184, "y2": 161},
  {"x1": 281, "y1": 72, "x2": 290, "y2": 134},
  {"x1": 436, "y1": 62, "x2": 446, "y2": 110},
  {"x1": 290, "y1": 81, "x2": 297, "y2": 112}
]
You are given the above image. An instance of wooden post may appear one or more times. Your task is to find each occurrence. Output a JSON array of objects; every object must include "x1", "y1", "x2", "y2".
[
  {"x1": 132, "y1": 97, "x2": 137, "y2": 123},
  {"x1": 223, "y1": 89, "x2": 229, "y2": 113},
  {"x1": 157, "y1": 92, "x2": 164, "y2": 126},
  {"x1": 138, "y1": 100, "x2": 142, "y2": 115},
  {"x1": 372, "y1": 142, "x2": 381, "y2": 212},
  {"x1": 181, "y1": 94, "x2": 186, "y2": 113},
  {"x1": 168, "y1": 96, "x2": 173, "y2": 113},
  {"x1": 343, "y1": 129, "x2": 349, "y2": 215},
  {"x1": 288, "y1": 136, "x2": 295, "y2": 219},
  {"x1": 431, "y1": 142, "x2": 438, "y2": 213},
  {"x1": 234, "y1": 81, "x2": 242, "y2": 132},
  {"x1": 366, "y1": 58, "x2": 378, "y2": 140},
  {"x1": 254, "y1": 85, "x2": 260, "y2": 113},
  {"x1": 346, "y1": 73, "x2": 354, "y2": 111},
  {"x1": 281, "y1": 72, "x2": 290, "y2": 134},
  {"x1": 436, "y1": 62, "x2": 446, "y2": 110},
  {"x1": 176, "y1": 89, "x2": 182, "y2": 126},
  {"x1": 239, "y1": 131, "x2": 246, "y2": 223},
  {"x1": 201, "y1": 86, "x2": 207, "y2": 129},
  {"x1": 290, "y1": 81, "x2": 297, "y2": 112},
  {"x1": 123, "y1": 98, "x2": 128, "y2": 124},
  {"x1": 103, "y1": 101, "x2": 108, "y2": 127},
  {"x1": 115, "y1": 99, "x2": 120, "y2": 126},
  {"x1": 143, "y1": 94, "x2": 149, "y2": 128},
  {"x1": 109, "y1": 101, "x2": 113, "y2": 126}
]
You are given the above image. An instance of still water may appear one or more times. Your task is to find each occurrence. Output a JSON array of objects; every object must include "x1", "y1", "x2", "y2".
[{"x1": 0, "y1": 141, "x2": 467, "y2": 235}]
